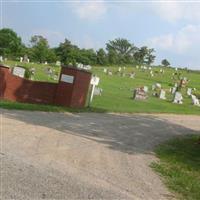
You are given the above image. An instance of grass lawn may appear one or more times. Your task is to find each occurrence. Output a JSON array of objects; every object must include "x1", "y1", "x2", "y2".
[
  {"x1": 1, "y1": 60, "x2": 200, "y2": 114},
  {"x1": 151, "y1": 135, "x2": 200, "y2": 200}
]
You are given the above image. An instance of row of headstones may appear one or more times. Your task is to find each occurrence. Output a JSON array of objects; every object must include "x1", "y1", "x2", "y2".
[
  {"x1": 76, "y1": 63, "x2": 92, "y2": 71},
  {"x1": 133, "y1": 84, "x2": 200, "y2": 106},
  {"x1": 0, "y1": 56, "x2": 7, "y2": 62},
  {"x1": 103, "y1": 67, "x2": 136, "y2": 79}
]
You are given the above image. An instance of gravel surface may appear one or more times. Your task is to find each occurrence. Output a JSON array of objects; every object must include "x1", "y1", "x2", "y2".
[{"x1": 1, "y1": 109, "x2": 199, "y2": 199}]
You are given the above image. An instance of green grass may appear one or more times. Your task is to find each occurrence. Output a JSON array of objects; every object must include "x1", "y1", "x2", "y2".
[
  {"x1": 0, "y1": 100, "x2": 107, "y2": 113},
  {"x1": 151, "y1": 135, "x2": 200, "y2": 200},
  {"x1": 1, "y1": 60, "x2": 200, "y2": 114}
]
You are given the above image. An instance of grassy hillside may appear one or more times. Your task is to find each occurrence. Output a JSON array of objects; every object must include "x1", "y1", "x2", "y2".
[{"x1": 1, "y1": 60, "x2": 200, "y2": 115}]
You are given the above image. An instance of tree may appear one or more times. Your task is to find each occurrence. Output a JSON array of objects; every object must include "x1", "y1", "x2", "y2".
[
  {"x1": 106, "y1": 38, "x2": 136, "y2": 64},
  {"x1": 46, "y1": 48, "x2": 57, "y2": 63},
  {"x1": 30, "y1": 35, "x2": 49, "y2": 63},
  {"x1": 56, "y1": 39, "x2": 79, "y2": 64},
  {"x1": 96, "y1": 48, "x2": 107, "y2": 65},
  {"x1": 0, "y1": 28, "x2": 22, "y2": 57},
  {"x1": 161, "y1": 59, "x2": 170, "y2": 67},
  {"x1": 145, "y1": 48, "x2": 156, "y2": 65}
]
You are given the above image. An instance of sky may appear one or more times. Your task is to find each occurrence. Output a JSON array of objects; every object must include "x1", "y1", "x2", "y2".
[{"x1": 1, "y1": 0, "x2": 200, "y2": 69}]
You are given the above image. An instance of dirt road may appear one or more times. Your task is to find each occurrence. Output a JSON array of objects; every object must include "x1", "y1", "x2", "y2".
[{"x1": 1, "y1": 109, "x2": 199, "y2": 199}]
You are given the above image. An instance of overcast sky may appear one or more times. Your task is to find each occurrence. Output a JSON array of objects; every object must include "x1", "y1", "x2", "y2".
[{"x1": 2, "y1": 1, "x2": 200, "y2": 69}]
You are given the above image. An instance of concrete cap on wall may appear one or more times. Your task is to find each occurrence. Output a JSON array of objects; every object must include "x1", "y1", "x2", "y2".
[{"x1": 0, "y1": 64, "x2": 10, "y2": 69}]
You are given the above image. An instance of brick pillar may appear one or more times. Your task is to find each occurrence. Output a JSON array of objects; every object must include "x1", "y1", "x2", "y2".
[
  {"x1": 0, "y1": 65, "x2": 9, "y2": 99},
  {"x1": 54, "y1": 66, "x2": 92, "y2": 108}
]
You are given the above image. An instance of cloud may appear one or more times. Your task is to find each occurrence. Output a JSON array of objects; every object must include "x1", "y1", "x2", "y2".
[
  {"x1": 71, "y1": 1, "x2": 107, "y2": 20},
  {"x1": 148, "y1": 24, "x2": 200, "y2": 54},
  {"x1": 152, "y1": 2, "x2": 200, "y2": 23}
]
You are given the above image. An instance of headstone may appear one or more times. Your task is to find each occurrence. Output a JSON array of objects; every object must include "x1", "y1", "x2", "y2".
[
  {"x1": 30, "y1": 67, "x2": 35, "y2": 75},
  {"x1": 143, "y1": 86, "x2": 148, "y2": 93},
  {"x1": 103, "y1": 68, "x2": 107, "y2": 73},
  {"x1": 13, "y1": 66, "x2": 25, "y2": 78},
  {"x1": 56, "y1": 61, "x2": 61, "y2": 66},
  {"x1": 94, "y1": 87, "x2": 103, "y2": 96},
  {"x1": 173, "y1": 92, "x2": 183, "y2": 104},
  {"x1": 0, "y1": 56, "x2": 3, "y2": 62},
  {"x1": 108, "y1": 71, "x2": 112, "y2": 76},
  {"x1": 191, "y1": 95, "x2": 200, "y2": 106},
  {"x1": 171, "y1": 87, "x2": 177, "y2": 94},
  {"x1": 44, "y1": 61, "x2": 48, "y2": 65},
  {"x1": 84, "y1": 65, "x2": 92, "y2": 70},
  {"x1": 130, "y1": 72, "x2": 135, "y2": 79},
  {"x1": 20, "y1": 57, "x2": 23, "y2": 63},
  {"x1": 187, "y1": 88, "x2": 192, "y2": 96},
  {"x1": 150, "y1": 70, "x2": 154, "y2": 77},
  {"x1": 118, "y1": 67, "x2": 121, "y2": 72},
  {"x1": 159, "y1": 89, "x2": 166, "y2": 100},
  {"x1": 53, "y1": 75, "x2": 58, "y2": 81},
  {"x1": 136, "y1": 65, "x2": 139, "y2": 69},
  {"x1": 27, "y1": 58, "x2": 30, "y2": 63},
  {"x1": 133, "y1": 87, "x2": 148, "y2": 100}
]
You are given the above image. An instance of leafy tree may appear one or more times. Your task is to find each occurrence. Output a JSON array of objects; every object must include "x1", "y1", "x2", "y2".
[
  {"x1": 97, "y1": 48, "x2": 107, "y2": 65},
  {"x1": 0, "y1": 28, "x2": 22, "y2": 57},
  {"x1": 56, "y1": 39, "x2": 79, "y2": 64},
  {"x1": 30, "y1": 35, "x2": 49, "y2": 63},
  {"x1": 162, "y1": 59, "x2": 170, "y2": 67},
  {"x1": 107, "y1": 49, "x2": 118, "y2": 65},
  {"x1": 46, "y1": 48, "x2": 57, "y2": 63},
  {"x1": 106, "y1": 38, "x2": 136, "y2": 64},
  {"x1": 145, "y1": 48, "x2": 156, "y2": 65}
]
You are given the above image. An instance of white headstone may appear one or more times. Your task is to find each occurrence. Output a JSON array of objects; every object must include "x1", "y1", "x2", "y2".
[
  {"x1": 143, "y1": 86, "x2": 148, "y2": 93},
  {"x1": 56, "y1": 61, "x2": 61, "y2": 66},
  {"x1": 13, "y1": 66, "x2": 25, "y2": 78},
  {"x1": 94, "y1": 87, "x2": 103, "y2": 96},
  {"x1": 187, "y1": 88, "x2": 192, "y2": 96},
  {"x1": 108, "y1": 71, "x2": 112, "y2": 76},
  {"x1": 173, "y1": 92, "x2": 183, "y2": 104},
  {"x1": 103, "y1": 68, "x2": 107, "y2": 73},
  {"x1": 191, "y1": 95, "x2": 200, "y2": 106},
  {"x1": 20, "y1": 57, "x2": 23, "y2": 63},
  {"x1": 171, "y1": 87, "x2": 177, "y2": 94},
  {"x1": 0, "y1": 56, "x2": 3, "y2": 62},
  {"x1": 44, "y1": 61, "x2": 48, "y2": 65},
  {"x1": 159, "y1": 89, "x2": 166, "y2": 100}
]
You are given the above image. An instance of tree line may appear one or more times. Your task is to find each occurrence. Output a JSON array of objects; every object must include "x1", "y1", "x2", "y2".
[{"x1": 0, "y1": 28, "x2": 170, "y2": 66}]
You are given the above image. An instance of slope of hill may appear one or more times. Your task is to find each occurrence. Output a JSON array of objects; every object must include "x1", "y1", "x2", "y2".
[{"x1": 1, "y1": 60, "x2": 200, "y2": 115}]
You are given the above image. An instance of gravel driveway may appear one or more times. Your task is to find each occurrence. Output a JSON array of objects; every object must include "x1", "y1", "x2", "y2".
[{"x1": 1, "y1": 109, "x2": 200, "y2": 199}]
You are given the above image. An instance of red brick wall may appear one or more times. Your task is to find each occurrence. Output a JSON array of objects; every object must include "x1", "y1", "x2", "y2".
[
  {"x1": 0, "y1": 65, "x2": 92, "y2": 108},
  {"x1": 54, "y1": 67, "x2": 92, "y2": 108}
]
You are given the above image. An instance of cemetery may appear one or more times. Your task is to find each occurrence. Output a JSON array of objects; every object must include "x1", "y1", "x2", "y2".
[{"x1": 0, "y1": 59, "x2": 200, "y2": 114}]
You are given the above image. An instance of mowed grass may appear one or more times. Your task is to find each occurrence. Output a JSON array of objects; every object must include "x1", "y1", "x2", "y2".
[
  {"x1": 1, "y1": 60, "x2": 200, "y2": 114},
  {"x1": 151, "y1": 135, "x2": 200, "y2": 200}
]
